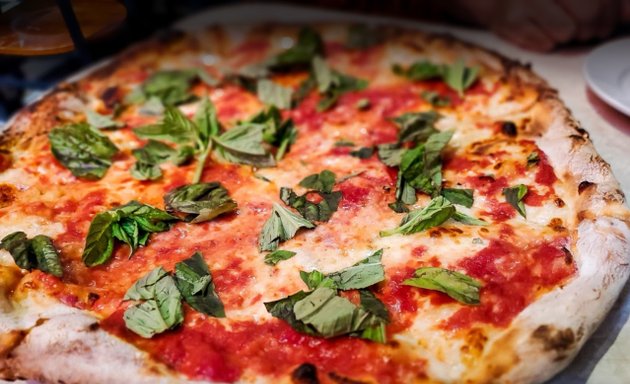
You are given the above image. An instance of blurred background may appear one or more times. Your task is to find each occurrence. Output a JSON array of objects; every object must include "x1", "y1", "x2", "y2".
[{"x1": 0, "y1": 0, "x2": 629, "y2": 122}]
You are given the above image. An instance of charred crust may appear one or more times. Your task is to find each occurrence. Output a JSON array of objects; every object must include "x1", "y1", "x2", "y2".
[
  {"x1": 87, "y1": 323, "x2": 100, "y2": 332},
  {"x1": 532, "y1": 325, "x2": 577, "y2": 352},
  {"x1": 561, "y1": 247, "x2": 574, "y2": 264},
  {"x1": 578, "y1": 181, "x2": 594, "y2": 194},
  {"x1": 569, "y1": 134, "x2": 586, "y2": 144},
  {"x1": 292, "y1": 363, "x2": 319, "y2": 384},
  {"x1": 328, "y1": 372, "x2": 366, "y2": 384},
  {"x1": 554, "y1": 198, "x2": 565, "y2": 208},
  {"x1": 501, "y1": 121, "x2": 518, "y2": 137},
  {"x1": 574, "y1": 127, "x2": 590, "y2": 138}
]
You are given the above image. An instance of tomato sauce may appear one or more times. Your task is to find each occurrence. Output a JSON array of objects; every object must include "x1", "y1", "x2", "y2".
[
  {"x1": 101, "y1": 309, "x2": 427, "y2": 383},
  {"x1": 442, "y1": 238, "x2": 575, "y2": 330},
  {"x1": 535, "y1": 150, "x2": 557, "y2": 187}
]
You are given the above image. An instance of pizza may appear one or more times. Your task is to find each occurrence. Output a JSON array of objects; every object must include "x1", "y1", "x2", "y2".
[{"x1": 0, "y1": 23, "x2": 629, "y2": 384}]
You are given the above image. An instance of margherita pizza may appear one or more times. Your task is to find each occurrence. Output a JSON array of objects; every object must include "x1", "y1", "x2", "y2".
[{"x1": 0, "y1": 23, "x2": 629, "y2": 384}]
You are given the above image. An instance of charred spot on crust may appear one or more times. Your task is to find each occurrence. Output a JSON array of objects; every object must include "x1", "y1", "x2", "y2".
[
  {"x1": 501, "y1": 121, "x2": 518, "y2": 137},
  {"x1": 578, "y1": 181, "x2": 594, "y2": 194},
  {"x1": 87, "y1": 323, "x2": 100, "y2": 332},
  {"x1": 569, "y1": 134, "x2": 586, "y2": 144},
  {"x1": 532, "y1": 325, "x2": 577, "y2": 352},
  {"x1": 574, "y1": 127, "x2": 590, "y2": 138},
  {"x1": 292, "y1": 363, "x2": 319, "y2": 384},
  {"x1": 328, "y1": 372, "x2": 366, "y2": 384},
  {"x1": 0, "y1": 183, "x2": 17, "y2": 208},
  {"x1": 87, "y1": 292, "x2": 100, "y2": 305},
  {"x1": 554, "y1": 198, "x2": 565, "y2": 208},
  {"x1": 561, "y1": 247, "x2": 573, "y2": 264}
]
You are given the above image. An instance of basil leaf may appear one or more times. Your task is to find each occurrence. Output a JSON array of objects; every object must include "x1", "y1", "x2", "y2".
[
  {"x1": 213, "y1": 123, "x2": 276, "y2": 167},
  {"x1": 281, "y1": 188, "x2": 341, "y2": 222},
  {"x1": 325, "y1": 249, "x2": 385, "y2": 290},
  {"x1": 377, "y1": 143, "x2": 405, "y2": 167},
  {"x1": 452, "y1": 211, "x2": 488, "y2": 226},
  {"x1": 346, "y1": 24, "x2": 383, "y2": 49},
  {"x1": 0, "y1": 232, "x2": 63, "y2": 277},
  {"x1": 443, "y1": 59, "x2": 479, "y2": 96},
  {"x1": 265, "y1": 290, "x2": 316, "y2": 335},
  {"x1": 264, "y1": 250, "x2": 297, "y2": 266},
  {"x1": 312, "y1": 56, "x2": 334, "y2": 93},
  {"x1": 49, "y1": 123, "x2": 119, "y2": 180},
  {"x1": 293, "y1": 287, "x2": 358, "y2": 338},
  {"x1": 0, "y1": 232, "x2": 33, "y2": 270},
  {"x1": 358, "y1": 290, "x2": 389, "y2": 343},
  {"x1": 124, "y1": 300, "x2": 170, "y2": 338},
  {"x1": 527, "y1": 152, "x2": 540, "y2": 167},
  {"x1": 267, "y1": 27, "x2": 324, "y2": 70},
  {"x1": 300, "y1": 270, "x2": 337, "y2": 290},
  {"x1": 257, "y1": 79, "x2": 294, "y2": 109},
  {"x1": 125, "y1": 267, "x2": 169, "y2": 301},
  {"x1": 130, "y1": 162, "x2": 162, "y2": 181},
  {"x1": 421, "y1": 91, "x2": 451, "y2": 107},
  {"x1": 503, "y1": 184, "x2": 528, "y2": 218},
  {"x1": 134, "y1": 107, "x2": 198, "y2": 145},
  {"x1": 30, "y1": 235, "x2": 63, "y2": 277},
  {"x1": 441, "y1": 188, "x2": 474, "y2": 208},
  {"x1": 83, "y1": 202, "x2": 178, "y2": 267},
  {"x1": 392, "y1": 61, "x2": 443, "y2": 81},
  {"x1": 85, "y1": 109, "x2": 123, "y2": 129},
  {"x1": 403, "y1": 267, "x2": 482, "y2": 305},
  {"x1": 141, "y1": 69, "x2": 198, "y2": 106},
  {"x1": 258, "y1": 203, "x2": 315, "y2": 252},
  {"x1": 380, "y1": 196, "x2": 455, "y2": 236},
  {"x1": 131, "y1": 140, "x2": 193, "y2": 181},
  {"x1": 174, "y1": 252, "x2": 225, "y2": 317},
  {"x1": 123, "y1": 268, "x2": 183, "y2": 338},
  {"x1": 317, "y1": 73, "x2": 367, "y2": 112},
  {"x1": 299, "y1": 170, "x2": 336, "y2": 193},
  {"x1": 400, "y1": 131, "x2": 453, "y2": 195},
  {"x1": 251, "y1": 106, "x2": 297, "y2": 161},
  {"x1": 389, "y1": 170, "x2": 416, "y2": 213},
  {"x1": 164, "y1": 182, "x2": 237, "y2": 223},
  {"x1": 392, "y1": 111, "x2": 440, "y2": 144},
  {"x1": 138, "y1": 96, "x2": 165, "y2": 116},
  {"x1": 82, "y1": 211, "x2": 117, "y2": 267},
  {"x1": 193, "y1": 96, "x2": 220, "y2": 146},
  {"x1": 393, "y1": 59, "x2": 478, "y2": 96},
  {"x1": 349, "y1": 147, "x2": 374, "y2": 159},
  {"x1": 293, "y1": 74, "x2": 317, "y2": 105}
]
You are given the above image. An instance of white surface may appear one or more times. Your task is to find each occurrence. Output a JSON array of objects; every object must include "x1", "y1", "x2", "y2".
[
  {"x1": 175, "y1": 4, "x2": 630, "y2": 384},
  {"x1": 584, "y1": 38, "x2": 630, "y2": 117}
]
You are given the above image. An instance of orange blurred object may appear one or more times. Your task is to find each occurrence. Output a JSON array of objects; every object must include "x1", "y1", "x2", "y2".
[{"x1": 0, "y1": 0, "x2": 127, "y2": 56}]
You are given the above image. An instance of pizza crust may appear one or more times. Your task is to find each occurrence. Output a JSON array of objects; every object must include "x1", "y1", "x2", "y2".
[{"x1": 0, "y1": 23, "x2": 628, "y2": 384}]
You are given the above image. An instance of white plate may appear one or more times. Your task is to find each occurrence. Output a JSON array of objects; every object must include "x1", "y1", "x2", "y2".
[{"x1": 584, "y1": 37, "x2": 630, "y2": 116}]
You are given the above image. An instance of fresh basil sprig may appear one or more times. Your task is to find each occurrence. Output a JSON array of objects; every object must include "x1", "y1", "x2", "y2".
[
  {"x1": 0, "y1": 232, "x2": 63, "y2": 277},
  {"x1": 82, "y1": 201, "x2": 178, "y2": 267},
  {"x1": 503, "y1": 184, "x2": 528, "y2": 218},
  {"x1": 164, "y1": 182, "x2": 237, "y2": 223},
  {"x1": 251, "y1": 106, "x2": 297, "y2": 161},
  {"x1": 392, "y1": 111, "x2": 440, "y2": 144},
  {"x1": 128, "y1": 69, "x2": 207, "y2": 106},
  {"x1": 403, "y1": 267, "x2": 482, "y2": 305},
  {"x1": 49, "y1": 123, "x2": 119, "y2": 180},
  {"x1": 441, "y1": 188, "x2": 474, "y2": 208}
]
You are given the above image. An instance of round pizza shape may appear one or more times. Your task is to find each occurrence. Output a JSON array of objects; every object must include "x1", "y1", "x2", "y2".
[{"x1": 0, "y1": 23, "x2": 629, "y2": 384}]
